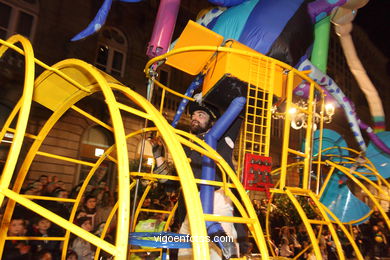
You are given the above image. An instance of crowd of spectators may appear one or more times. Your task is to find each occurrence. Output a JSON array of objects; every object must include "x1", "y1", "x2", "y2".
[
  {"x1": 0, "y1": 174, "x2": 119, "y2": 260},
  {"x1": 0, "y1": 174, "x2": 182, "y2": 260},
  {"x1": 252, "y1": 198, "x2": 390, "y2": 260}
]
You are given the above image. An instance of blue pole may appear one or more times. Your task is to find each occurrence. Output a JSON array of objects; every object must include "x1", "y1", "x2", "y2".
[{"x1": 200, "y1": 96, "x2": 246, "y2": 234}]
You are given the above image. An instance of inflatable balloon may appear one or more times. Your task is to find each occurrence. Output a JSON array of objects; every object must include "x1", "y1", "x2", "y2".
[
  {"x1": 356, "y1": 131, "x2": 390, "y2": 180},
  {"x1": 308, "y1": 0, "x2": 347, "y2": 23},
  {"x1": 72, "y1": 0, "x2": 180, "y2": 59},
  {"x1": 320, "y1": 171, "x2": 371, "y2": 225},
  {"x1": 208, "y1": 0, "x2": 245, "y2": 7},
  {"x1": 71, "y1": 0, "x2": 143, "y2": 42},
  {"x1": 71, "y1": 0, "x2": 114, "y2": 42},
  {"x1": 296, "y1": 59, "x2": 390, "y2": 155},
  {"x1": 201, "y1": 0, "x2": 314, "y2": 67},
  {"x1": 297, "y1": 59, "x2": 367, "y2": 151},
  {"x1": 332, "y1": 0, "x2": 384, "y2": 132},
  {"x1": 146, "y1": 0, "x2": 181, "y2": 58}
]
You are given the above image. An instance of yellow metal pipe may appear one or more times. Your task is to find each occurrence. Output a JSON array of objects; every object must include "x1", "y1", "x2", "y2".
[
  {"x1": 0, "y1": 38, "x2": 93, "y2": 93},
  {"x1": 114, "y1": 85, "x2": 210, "y2": 259},
  {"x1": 6, "y1": 236, "x2": 65, "y2": 241},
  {"x1": 0, "y1": 36, "x2": 37, "y2": 255},
  {"x1": 164, "y1": 201, "x2": 179, "y2": 230},
  {"x1": 287, "y1": 148, "x2": 308, "y2": 158},
  {"x1": 132, "y1": 182, "x2": 153, "y2": 231},
  {"x1": 302, "y1": 80, "x2": 315, "y2": 190},
  {"x1": 145, "y1": 45, "x2": 322, "y2": 91},
  {"x1": 0, "y1": 35, "x2": 35, "y2": 208},
  {"x1": 315, "y1": 97, "x2": 326, "y2": 194},
  {"x1": 284, "y1": 189, "x2": 322, "y2": 259},
  {"x1": 94, "y1": 201, "x2": 119, "y2": 260},
  {"x1": 71, "y1": 105, "x2": 114, "y2": 131},
  {"x1": 204, "y1": 214, "x2": 256, "y2": 224},
  {"x1": 68, "y1": 61, "x2": 131, "y2": 259},
  {"x1": 327, "y1": 161, "x2": 390, "y2": 231},
  {"x1": 140, "y1": 208, "x2": 173, "y2": 214},
  {"x1": 159, "y1": 88, "x2": 166, "y2": 113},
  {"x1": 153, "y1": 78, "x2": 195, "y2": 101},
  {"x1": 279, "y1": 71, "x2": 294, "y2": 189},
  {"x1": 5, "y1": 127, "x2": 38, "y2": 140},
  {"x1": 116, "y1": 102, "x2": 153, "y2": 120},
  {"x1": 0, "y1": 101, "x2": 22, "y2": 141},
  {"x1": 36, "y1": 151, "x2": 96, "y2": 167},
  {"x1": 21, "y1": 194, "x2": 76, "y2": 202},
  {"x1": 318, "y1": 203, "x2": 364, "y2": 260},
  {"x1": 306, "y1": 193, "x2": 345, "y2": 260}
]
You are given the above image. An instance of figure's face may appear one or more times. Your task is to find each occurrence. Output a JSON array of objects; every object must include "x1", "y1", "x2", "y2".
[
  {"x1": 8, "y1": 219, "x2": 25, "y2": 236},
  {"x1": 191, "y1": 110, "x2": 211, "y2": 134}
]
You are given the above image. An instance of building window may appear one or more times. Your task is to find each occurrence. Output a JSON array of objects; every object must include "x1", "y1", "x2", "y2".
[
  {"x1": 0, "y1": 0, "x2": 38, "y2": 41},
  {"x1": 271, "y1": 118, "x2": 283, "y2": 138},
  {"x1": 95, "y1": 27, "x2": 127, "y2": 78},
  {"x1": 158, "y1": 68, "x2": 170, "y2": 86}
]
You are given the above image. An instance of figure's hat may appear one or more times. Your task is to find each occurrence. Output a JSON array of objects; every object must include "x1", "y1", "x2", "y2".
[{"x1": 189, "y1": 101, "x2": 220, "y2": 121}]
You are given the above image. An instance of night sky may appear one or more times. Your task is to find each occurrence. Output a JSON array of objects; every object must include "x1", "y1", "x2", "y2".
[{"x1": 354, "y1": 0, "x2": 390, "y2": 59}]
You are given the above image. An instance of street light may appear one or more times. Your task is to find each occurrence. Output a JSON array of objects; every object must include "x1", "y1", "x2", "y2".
[{"x1": 272, "y1": 100, "x2": 335, "y2": 130}]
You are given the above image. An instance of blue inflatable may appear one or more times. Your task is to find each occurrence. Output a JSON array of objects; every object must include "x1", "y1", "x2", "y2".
[
  {"x1": 356, "y1": 131, "x2": 390, "y2": 180},
  {"x1": 200, "y1": 0, "x2": 313, "y2": 66},
  {"x1": 320, "y1": 172, "x2": 370, "y2": 225},
  {"x1": 312, "y1": 129, "x2": 349, "y2": 163}
]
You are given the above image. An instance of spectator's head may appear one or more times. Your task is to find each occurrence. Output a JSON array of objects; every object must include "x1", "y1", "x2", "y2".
[
  {"x1": 240, "y1": 241, "x2": 254, "y2": 255},
  {"x1": 76, "y1": 216, "x2": 92, "y2": 232},
  {"x1": 280, "y1": 226, "x2": 290, "y2": 235},
  {"x1": 189, "y1": 102, "x2": 220, "y2": 134},
  {"x1": 142, "y1": 198, "x2": 151, "y2": 208},
  {"x1": 352, "y1": 226, "x2": 360, "y2": 234},
  {"x1": 38, "y1": 175, "x2": 49, "y2": 185},
  {"x1": 151, "y1": 204, "x2": 167, "y2": 221},
  {"x1": 35, "y1": 249, "x2": 53, "y2": 260},
  {"x1": 30, "y1": 181, "x2": 43, "y2": 192},
  {"x1": 50, "y1": 175, "x2": 59, "y2": 183},
  {"x1": 377, "y1": 219, "x2": 385, "y2": 227},
  {"x1": 281, "y1": 238, "x2": 289, "y2": 245},
  {"x1": 66, "y1": 249, "x2": 78, "y2": 260},
  {"x1": 52, "y1": 187, "x2": 68, "y2": 198},
  {"x1": 83, "y1": 195, "x2": 97, "y2": 211},
  {"x1": 98, "y1": 181, "x2": 107, "y2": 189},
  {"x1": 8, "y1": 217, "x2": 26, "y2": 236},
  {"x1": 46, "y1": 176, "x2": 61, "y2": 193},
  {"x1": 33, "y1": 217, "x2": 51, "y2": 234}
]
